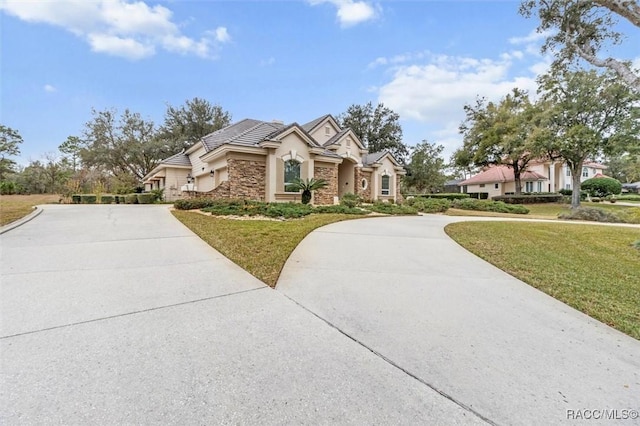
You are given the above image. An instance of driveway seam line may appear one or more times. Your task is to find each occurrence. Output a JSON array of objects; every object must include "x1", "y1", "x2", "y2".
[
  {"x1": 281, "y1": 294, "x2": 499, "y2": 426},
  {"x1": 1, "y1": 286, "x2": 267, "y2": 340}
]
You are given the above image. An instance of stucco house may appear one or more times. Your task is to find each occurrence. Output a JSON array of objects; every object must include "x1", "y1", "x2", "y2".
[
  {"x1": 143, "y1": 114, "x2": 405, "y2": 204},
  {"x1": 459, "y1": 160, "x2": 607, "y2": 197}
]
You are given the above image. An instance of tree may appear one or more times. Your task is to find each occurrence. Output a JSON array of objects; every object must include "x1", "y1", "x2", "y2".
[
  {"x1": 457, "y1": 88, "x2": 543, "y2": 194},
  {"x1": 286, "y1": 178, "x2": 328, "y2": 204},
  {"x1": 82, "y1": 108, "x2": 167, "y2": 182},
  {"x1": 538, "y1": 69, "x2": 640, "y2": 207},
  {"x1": 159, "y1": 97, "x2": 232, "y2": 148},
  {"x1": 520, "y1": 0, "x2": 640, "y2": 91},
  {"x1": 403, "y1": 141, "x2": 447, "y2": 193},
  {"x1": 59, "y1": 136, "x2": 83, "y2": 172},
  {"x1": 0, "y1": 125, "x2": 23, "y2": 180},
  {"x1": 605, "y1": 154, "x2": 640, "y2": 182},
  {"x1": 337, "y1": 102, "x2": 408, "y2": 161}
]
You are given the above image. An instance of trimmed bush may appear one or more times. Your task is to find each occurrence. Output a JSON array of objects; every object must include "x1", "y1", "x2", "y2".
[
  {"x1": 174, "y1": 197, "x2": 219, "y2": 210},
  {"x1": 313, "y1": 205, "x2": 368, "y2": 215},
  {"x1": 582, "y1": 177, "x2": 622, "y2": 197},
  {"x1": 365, "y1": 202, "x2": 418, "y2": 215},
  {"x1": 101, "y1": 195, "x2": 114, "y2": 204},
  {"x1": 559, "y1": 207, "x2": 624, "y2": 223},
  {"x1": 408, "y1": 197, "x2": 451, "y2": 213},
  {"x1": 71, "y1": 195, "x2": 81, "y2": 204},
  {"x1": 411, "y1": 193, "x2": 469, "y2": 200},
  {"x1": 492, "y1": 194, "x2": 563, "y2": 204},
  {"x1": 340, "y1": 193, "x2": 361, "y2": 208},
  {"x1": 451, "y1": 198, "x2": 529, "y2": 214},
  {"x1": 136, "y1": 193, "x2": 155, "y2": 204},
  {"x1": 124, "y1": 194, "x2": 138, "y2": 204},
  {"x1": 617, "y1": 194, "x2": 640, "y2": 201},
  {"x1": 81, "y1": 194, "x2": 97, "y2": 204}
]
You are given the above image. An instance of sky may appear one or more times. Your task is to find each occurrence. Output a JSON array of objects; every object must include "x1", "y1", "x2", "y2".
[{"x1": 1, "y1": 0, "x2": 637, "y2": 166}]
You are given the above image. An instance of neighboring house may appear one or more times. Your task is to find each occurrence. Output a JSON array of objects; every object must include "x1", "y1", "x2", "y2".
[
  {"x1": 143, "y1": 114, "x2": 406, "y2": 204},
  {"x1": 459, "y1": 160, "x2": 607, "y2": 197},
  {"x1": 622, "y1": 182, "x2": 640, "y2": 194}
]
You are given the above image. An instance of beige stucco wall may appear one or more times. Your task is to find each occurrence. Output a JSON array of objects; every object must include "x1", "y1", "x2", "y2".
[
  {"x1": 338, "y1": 159, "x2": 357, "y2": 197},
  {"x1": 334, "y1": 136, "x2": 362, "y2": 164},
  {"x1": 372, "y1": 157, "x2": 400, "y2": 202},
  {"x1": 308, "y1": 119, "x2": 340, "y2": 146}
]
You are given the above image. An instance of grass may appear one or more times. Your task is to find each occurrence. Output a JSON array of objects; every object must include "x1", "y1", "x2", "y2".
[
  {"x1": 445, "y1": 202, "x2": 640, "y2": 220},
  {"x1": 445, "y1": 221, "x2": 640, "y2": 340},
  {"x1": 0, "y1": 194, "x2": 61, "y2": 226},
  {"x1": 172, "y1": 211, "x2": 359, "y2": 287}
]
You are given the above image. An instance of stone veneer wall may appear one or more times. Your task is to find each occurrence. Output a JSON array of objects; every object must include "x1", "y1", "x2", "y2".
[
  {"x1": 355, "y1": 169, "x2": 372, "y2": 202},
  {"x1": 203, "y1": 181, "x2": 230, "y2": 200},
  {"x1": 396, "y1": 175, "x2": 404, "y2": 204},
  {"x1": 228, "y1": 157, "x2": 266, "y2": 201},
  {"x1": 314, "y1": 165, "x2": 338, "y2": 205}
]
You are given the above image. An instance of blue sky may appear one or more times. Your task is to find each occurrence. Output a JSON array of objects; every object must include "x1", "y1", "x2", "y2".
[{"x1": 1, "y1": 0, "x2": 636, "y2": 166}]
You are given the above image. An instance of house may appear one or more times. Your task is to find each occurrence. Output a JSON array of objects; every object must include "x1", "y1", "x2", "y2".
[
  {"x1": 458, "y1": 160, "x2": 607, "y2": 197},
  {"x1": 622, "y1": 182, "x2": 640, "y2": 194},
  {"x1": 143, "y1": 114, "x2": 406, "y2": 204}
]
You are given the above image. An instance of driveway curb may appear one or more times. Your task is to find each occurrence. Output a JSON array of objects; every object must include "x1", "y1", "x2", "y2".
[{"x1": 0, "y1": 205, "x2": 42, "y2": 235}]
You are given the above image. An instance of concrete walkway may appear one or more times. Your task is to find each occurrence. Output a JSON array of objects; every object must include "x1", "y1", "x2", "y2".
[
  {"x1": 1, "y1": 205, "x2": 484, "y2": 424},
  {"x1": 277, "y1": 215, "x2": 640, "y2": 425}
]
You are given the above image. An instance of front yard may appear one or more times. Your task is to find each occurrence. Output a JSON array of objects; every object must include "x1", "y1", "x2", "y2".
[{"x1": 0, "y1": 194, "x2": 60, "y2": 226}]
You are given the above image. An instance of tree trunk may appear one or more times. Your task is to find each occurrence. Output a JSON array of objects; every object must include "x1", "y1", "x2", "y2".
[
  {"x1": 513, "y1": 163, "x2": 522, "y2": 195},
  {"x1": 570, "y1": 162, "x2": 584, "y2": 209}
]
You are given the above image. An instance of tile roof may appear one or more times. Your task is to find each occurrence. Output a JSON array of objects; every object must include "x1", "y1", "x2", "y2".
[
  {"x1": 201, "y1": 118, "x2": 265, "y2": 151},
  {"x1": 160, "y1": 150, "x2": 191, "y2": 167},
  {"x1": 362, "y1": 150, "x2": 388, "y2": 166},
  {"x1": 323, "y1": 128, "x2": 350, "y2": 147},
  {"x1": 229, "y1": 121, "x2": 285, "y2": 146},
  {"x1": 584, "y1": 161, "x2": 607, "y2": 169},
  {"x1": 460, "y1": 165, "x2": 547, "y2": 185},
  {"x1": 301, "y1": 114, "x2": 332, "y2": 133}
]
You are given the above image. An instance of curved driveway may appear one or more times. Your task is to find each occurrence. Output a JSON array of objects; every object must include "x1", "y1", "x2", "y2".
[
  {"x1": 1, "y1": 205, "x2": 485, "y2": 424},
  {"x1": 277, "y1": 215, "x2": 640, "y2": 425}
]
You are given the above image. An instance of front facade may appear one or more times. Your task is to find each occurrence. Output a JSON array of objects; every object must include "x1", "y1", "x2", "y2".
[
  {"x1": 459, "y1": 160, "x2": 607, "y2": 197},
  {"x1": 143, "y1": 115, "x2": 405, "y2": 204}
]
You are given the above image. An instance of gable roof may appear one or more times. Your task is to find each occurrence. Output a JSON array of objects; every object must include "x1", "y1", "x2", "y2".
[
  {"x1": 362, "y1": 150, "x2": 389, "y2": 166},
  {"x1": 263, "y1": 122, "x2": 323, "y2": 147},
  {"x1": 201, "y1": 118, "x2": 266, "y2": 151},
  {"x1": 301, "y1": 114, "x2": 342, "y2": 134},
  {"x1": 160, "y1": 150, "x2": 191, "y2": 167},
  {"x1": 460, "y1": 165, "x2": 547, "y2": 185}
]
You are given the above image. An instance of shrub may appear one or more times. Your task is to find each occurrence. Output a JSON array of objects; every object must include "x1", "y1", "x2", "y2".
[
  {"x1": 365, "y1": 202, "x2": 418, "y2": 215},
  {"x1": 617, "y1": 208, "x2": 640, "y2": 224},
  {"x1": 411, "y1": 193, "x2": 469, "y2": 200},
  {"x1": 0, "y1": 181, "x2": 17, "y2": 195},
  {"x1": 617, "y1": 194, "x2": 640, "y2": 201},
  {"x1": 590, "y1": 197, "x2": 602, "y2": 203},
  {"x1": 101, "y1": 195, "x2": 114, "y2": 204},
  {"x1": 451, "y1": 198, "x2": 529, "y2": 214},
  {"x1": 492, "y1": 194, "x2": 563, "y2": 204},
  {"x1": 313, "y1": 205, "x2": 368, "y2": 215},
  {"x1": 71, "y1": 195, "x2": 81, "y2": 204},
  {"x1": 559, "y1": 207, "x2": 623, "y2": 223},
  {"x1": 150, "y1": 189, "x2": 164, "y2": 202},
  {"x1": 80, "y1": 194, "x2": 97, "y2": 204},
  {"x1": 410, "y1": 198, "x2": 451, "y2": 213},
  {"x1": 174, "y1": 197, "x2": 219, "y2": 210},
  {"x1": 340, "y1": 193, "x2": 361, "y2": 208},
  {"x1": 137, "y1": 193, "x2": 155, "y2": 204},
  {"x1": 265, "y1": 203, "x2": 314, "y2": 218},
  {"x1": 124, "y1": 194, "x2": 138, "y2": 204},
  {"x1": 581, "y1": 177, "x2": 622, "y2": 197},
  {"x1": 200, "y1": 200, "x2": 315, "y2": 219}
]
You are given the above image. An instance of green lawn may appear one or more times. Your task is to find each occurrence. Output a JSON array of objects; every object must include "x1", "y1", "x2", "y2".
[
  {"x1": 445, "y1": 202, "x2": 639, "y2": 220},
  {"x1": 445, "y1": 221, "x2": 640, "y2": 340},
  {"x1": 172, "y1": 211, "x2": 358, "y2": 287}
]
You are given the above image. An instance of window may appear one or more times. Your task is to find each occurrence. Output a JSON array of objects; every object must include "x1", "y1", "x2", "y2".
[
  {"x1": 361, "y1": 178, "x2": 368, "y2": 190},
  {"x1": 537, "y1": 181, "x2": 542, "y2": 192},
  {"x1": 479, "y1": 183, "x2": 485, "y2": 188},
  {"x1": 381, "y1": 175, "x2": 390, "y2": 195},
  {"x1": 494, "y1": 183, "x2": 499, "y2": 189},
  {"x1": 582, "y1": 167, "x2": 588, "y2": 177},
  {"x1": 566, "y1": 168, "x2": 571, "y2": 176},
  {"x1": 566, "y1": 184, "x2": 571, "y2": 190},
  {"x1": 284, "y1": 160, "x2": 301, "y2": 191},
  {"x1": 525, "y1": 182, "x2": 534, "y2": 192}
]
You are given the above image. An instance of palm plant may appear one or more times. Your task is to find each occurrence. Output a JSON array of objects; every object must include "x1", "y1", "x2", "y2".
[{"x1": 287, "y1": 177, "x2": 328, "y2": 204}]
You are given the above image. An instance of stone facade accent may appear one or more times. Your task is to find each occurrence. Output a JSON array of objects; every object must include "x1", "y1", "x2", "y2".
[
  {"x1": 314, "y1": 165, "x2": 338, "y2": 205},
  {"x1": 228, "y1": 158, "x2": 266, "y2": 201},
  {"x1": 203, "y1": 181, "x2": 230, "y2": 200},
  {"x1": 354, "y1": 168, "x2": 372, "y2": 202},
  {"x1": 396, "y1": 175, "x2": 404, "y2": 204}
]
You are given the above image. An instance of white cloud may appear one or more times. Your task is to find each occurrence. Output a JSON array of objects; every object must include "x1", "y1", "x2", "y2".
[
  {"x1": 508, "y1": 29, "x2": 553, "y2": 45},
  {"x1": 633, "y1": 57, "x2": 640, "y2": 71},
  {"x1": 367, "y1": 51, "x2": 427, "y2": 69},
  {"x1": 43, "y1": 84, "x2": 57, "y2": 93},
  {"x1": 0, "y1": 0, "x2": 229, "y2": 60},
  {"x1": 309, "y1": 0, "x2": 378, "y2": 27}
]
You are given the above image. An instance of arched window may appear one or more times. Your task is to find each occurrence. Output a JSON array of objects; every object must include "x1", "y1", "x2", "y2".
[
  {"x1": 284, "y1": 160, "x2": 301, "y2": 192},
  {"x1": 381, "y1": 175, "x2": 390, "y2": 195}
]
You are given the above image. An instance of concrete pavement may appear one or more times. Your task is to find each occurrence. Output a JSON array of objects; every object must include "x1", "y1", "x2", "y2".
[
  {"x1": 1, "y1": 206, "x2": 485, "y2": 424},
  {"x1": 277, "y1": 215, "x2": 640, "y2": 425}
]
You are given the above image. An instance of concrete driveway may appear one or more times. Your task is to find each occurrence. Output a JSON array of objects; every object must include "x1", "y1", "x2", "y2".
[
  {"x1": 1, "y1": 205, "x2": 484, "y2": 424},
  {"x1": 277, "y1": 215, "x2": 640, "y2": 425}
]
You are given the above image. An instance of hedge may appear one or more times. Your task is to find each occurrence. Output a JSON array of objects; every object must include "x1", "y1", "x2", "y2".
[
  {"x1": 80, "y1": 194, "x2": 97, "y2": 204},
  {"x1": 101, "y1": 195, "x2": 114, "y2": 204},
  {"x1": 492, "y1": 194, "x2": 563, "y2": 204},
  {"x1": 174, "y1": 197, "x2": 219, "y2": 210},
  {"x1": 136, "y1": 193, "x2": 155, "y2": 204},
  {"x1": 410, "y1": 193, "x2": 470, "y2": 200},
  {"x1": 71, "y1": 195, "x2": 81, "y2": 204},
  {"x1": 451, "y1": 198, "x2": 529, "y2": 214},
  {"x1": 124, "y1": 194, "x2": 138, "y2": 204}
]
